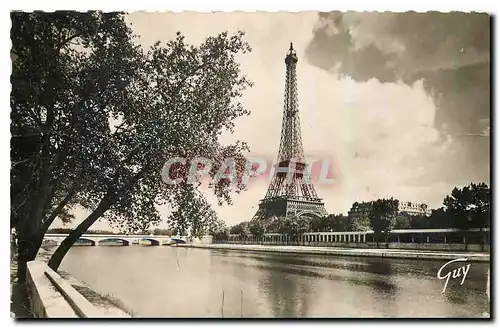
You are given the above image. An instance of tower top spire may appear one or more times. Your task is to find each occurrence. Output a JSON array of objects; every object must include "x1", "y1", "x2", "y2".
[{"x1": 285, "y1": 42, "x2": 298, "y2": 64}]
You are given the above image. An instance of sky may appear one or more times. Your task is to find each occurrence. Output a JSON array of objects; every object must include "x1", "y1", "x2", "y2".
[{"x1": 52, "y1": 12, "x2": 490, "y2": 231}]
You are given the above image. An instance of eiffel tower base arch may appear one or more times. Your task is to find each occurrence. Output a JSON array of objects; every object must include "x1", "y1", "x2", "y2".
[{"x1": 252, "y1": 196, "x2": 327, "y2": 222}]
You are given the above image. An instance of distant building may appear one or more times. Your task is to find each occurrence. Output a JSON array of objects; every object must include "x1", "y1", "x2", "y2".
[
  {"x1": 398, "y1": 201, "x2": 431, "y2": 216},
  {"x1": 348, "y1": 200, "x2": 431, "y2": 218},
  {"x1": 347, "y1": 201, "x2": 373, "y2": 219}
]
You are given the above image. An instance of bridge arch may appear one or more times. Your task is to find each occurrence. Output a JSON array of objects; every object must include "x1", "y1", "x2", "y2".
[
  {"x1": 296, "y1": 210, "x2": 324, "y2": 219},
  {"x1": 75, "y1": 238, "x2": 97, "y2": 246},
  {"x1": 99, "y1": 238, "x2": 130, "y2": 246},
  {"x1": 169, "y1": 238, "x2": 187, "y2": 245},
  {"x1": 139, "y1": 238, "x2": 161, "y2": 246}
]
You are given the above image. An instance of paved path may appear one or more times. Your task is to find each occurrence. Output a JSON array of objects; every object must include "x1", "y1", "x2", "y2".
[{"x1": 178, "y1": 243, "x2": 490, "y2": 262}]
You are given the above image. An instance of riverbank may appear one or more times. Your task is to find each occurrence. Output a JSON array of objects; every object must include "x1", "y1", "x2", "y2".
[
  {"x1": 12, "y1": 247, "x2": 133, "y2": 318},
  {"x1": 177, "y1": 243, "x2": 490, "y2": 262},
  {"x1": 36, "y1": 247, "x2": 133, "y2": 317}
]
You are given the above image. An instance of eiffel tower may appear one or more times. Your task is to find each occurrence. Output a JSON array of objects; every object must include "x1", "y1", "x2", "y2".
[{"x1": 252, "y1": 43, "x2": 328, "y2": 222}]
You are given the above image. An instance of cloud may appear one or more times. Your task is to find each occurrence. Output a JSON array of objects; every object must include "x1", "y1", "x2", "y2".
[
  {"x1": 305, "y1": 12, "x2": 490, "y2": 200},
  {"x1": 298, "y1": 68, "x2": 449, "y2": 210},
  {"x1": 308, "y1": 12, "x2": 490, "y2": 79}
]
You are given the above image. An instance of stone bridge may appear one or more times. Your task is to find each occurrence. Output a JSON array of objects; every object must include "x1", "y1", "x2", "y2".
[{"x1": 43, "y1": 233, "x2": 189, "y2": 246}]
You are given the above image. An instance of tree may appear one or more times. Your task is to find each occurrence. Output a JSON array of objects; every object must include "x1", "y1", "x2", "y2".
[
  {"x1": 409, "y1": 214, "x2": 430, "y2": 229},
  {"x1": 47, "y1": 26, "x2": 252, "y2": 269},
  {"x1": 11, "y1": 11, "x2": 253, "y2": 272},
  {"x1": 229, "y1": 224, "x2": 241, "y2": 235},
  {"x1": 277, "y1": 215, "x2": 311, "y2": 242},
  {"x1": 153, "y1": 228, "x2": 172, "y2": 236},
  {"x1": 428, "y1": 208, "x2": 452, "y2": 229},
  {"x1": 348, "y1": 216, "x2": 371, "y2": 232},
  {"x1": 208, "y1": 219, "x2": 229, "y2": 242},
  {"x1": 326, "y1": 214, "x2": 349, "y2": 232},
  {"x1": 444, "y1": 183, "x2": 490, "y2": 249},
  {"x1": 369, "y1": 198, "x2": 399, "y2": 247},
  {"x1": 310, "y1": 216, "x2": 327, "y2": 232},
  {"x1": 468, "y1": 183, "x2": 490, "y2": 231},
  {"x1": 265, "y1": 216, "x2": 282, "y2": 233},
  {"x1": 347, "y1": 201, "x2": 372, "y2": 231},
  {"x1": 394, "y1": 213, "x2": 411, "y2": 229},
  {"x1": 212, "y1": 227, "x2": 229, "y2": 242},
  {"x1": 192, "y1": 204, "x2": 218, "y2": 239},
  {"x1": 249, "y1": 220, "x2": 266, "y2": 240},
  {"x1": 166, "y1": 186, "x2": 219, "y2": 238},
  {"x1": 11, "y1": 11, "x2": 147, "y2": 280},
  {"x1": 46, "y1": 228, "x2": 73, "y2": 234},
  {"x1": 229, "y1": 221, "x2": 250, "y2": 239}
]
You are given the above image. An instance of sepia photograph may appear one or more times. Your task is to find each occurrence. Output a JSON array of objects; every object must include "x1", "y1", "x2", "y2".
[{"x1": 9, "y1": 6, "x2": 491, "y2": 319}]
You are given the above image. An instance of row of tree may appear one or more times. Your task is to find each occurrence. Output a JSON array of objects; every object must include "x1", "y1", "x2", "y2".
[
  {"x1": 366, "y1": 183, "x2": 490, "y2": 243},
  {"x1": 224, "y1": 183, "x2": 490, "y2": 243}
]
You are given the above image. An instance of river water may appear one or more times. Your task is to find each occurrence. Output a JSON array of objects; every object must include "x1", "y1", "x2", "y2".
[{"x1": 56, "y1": 245, "x2": 489, "y2": 318}]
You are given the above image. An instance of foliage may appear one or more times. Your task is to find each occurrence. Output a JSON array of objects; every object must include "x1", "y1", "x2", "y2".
[
  {"x1": 208, "y1": 219, "x2": 229, "y2": 241},
  {"x1": 11, "y1": 11, "x2": 253, "y2": 271},
  {"x1": 46, "y1": 228, "x2": 74, "y2": 234},
  {"x1": 11, "y1": 11, "x2": 144, "y2": 277},
  {"x1": 249, "y1": 220, "x2": 266, "y2": 237},
  {"x1": 166, "y1": 186, "x2": 219, "y2": 237},
  {"x1": 393, "y1": 213, "x2": 411, "y2": 229},
  {"x1": 408, "y1": 214, "x2": 430, "y2": 229},
  {"x1": 444, "y1": 182, "x2": 490, "y2": 231},
  {"x1": 276, "y1": 215, "x2": 311, "y2": 237},
  {"x1": 220, "y1": 183, "x2": 490, "y2": 244},
  {"x1": 229, "y1": 221, "x2": 250, "y2": 238},
  {"x1": 326, "y1": 214, "x2": 350, "y2": 231},
  {"x1": 425, "y1": 208, "x2": 448, "y2": 228},
  {"x1": 153, "y1": 228, "x2": 172, "y2": 236},
  {"x1": 347, "y1": 201, "x2": 373, "y2": 232},
  {"x1": 310, "y1": 216, "x2": 327, "y2": 232},
  {"x1": 264, "y1": 216, "x2": 282, "y2": 233},
  {"x1": 348, "y1": 216, "x2": 371, "y2": 231},
  {"x1": 368, "y1": 198, "x2": 399, "y2": 244}
]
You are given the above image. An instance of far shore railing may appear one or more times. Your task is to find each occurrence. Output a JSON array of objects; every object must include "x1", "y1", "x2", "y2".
[{"x1": 219, "y1": 228, "x2": 490, "y2": 247}]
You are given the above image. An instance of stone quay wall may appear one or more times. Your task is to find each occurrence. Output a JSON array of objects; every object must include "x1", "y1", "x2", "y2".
[{"x1": 26, "y1": 260, "x2": 131, "y2": 318}]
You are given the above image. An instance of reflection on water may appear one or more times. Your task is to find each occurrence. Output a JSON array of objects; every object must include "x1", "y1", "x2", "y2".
[{"x1": 57, "y1": 246, "x2": 489, "y2": 318}]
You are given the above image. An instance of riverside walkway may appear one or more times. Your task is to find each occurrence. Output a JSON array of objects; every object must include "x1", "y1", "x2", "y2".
[{"x1": 177, "y1": 243, "x2": 490, "y2": 262}]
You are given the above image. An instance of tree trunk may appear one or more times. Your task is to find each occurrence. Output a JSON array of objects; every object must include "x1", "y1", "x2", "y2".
[
  {"x1": 13, "y1": 200, "x2": 50, "y2": 282},
  {"x1": 14, "y1": 186, "x2": 79, "y2": 282},
  {"x1": 29, "y1": 105, "x2": 56, "y2": 237},
  {"x1": 16, "y1": 242, "x2": 30, "y2": 283},
  {"x1": 15, "y1": 232, "x2": 44, "y2": 283},
  {"x1": 480, "y1": 227, "x2": 485, "y2": 251},
  {"x1": 48, "y1": 169, "x2": 144, "y2": 271},
  {"x1": 48, "y1": 198, "x2": 114, "y2": 271}
]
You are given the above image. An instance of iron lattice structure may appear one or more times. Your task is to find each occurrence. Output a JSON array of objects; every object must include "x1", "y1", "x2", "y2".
[{"x1": 252, "y1": 44, "x2": 328, "y2": 222}]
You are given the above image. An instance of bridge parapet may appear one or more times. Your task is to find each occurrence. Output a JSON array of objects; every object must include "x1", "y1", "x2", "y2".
[{"x1": 42, "y1": 234, "x2": 196, "y2": 246}]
